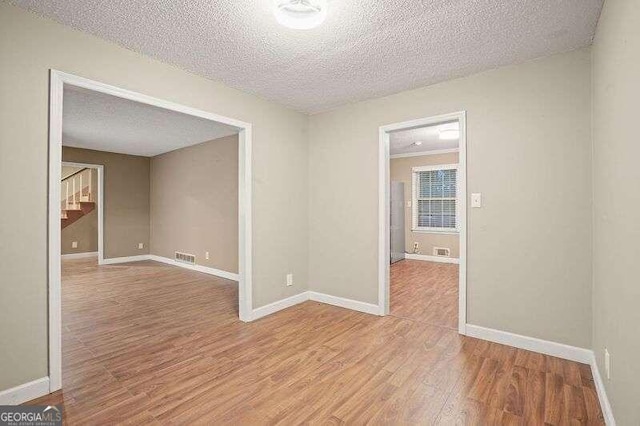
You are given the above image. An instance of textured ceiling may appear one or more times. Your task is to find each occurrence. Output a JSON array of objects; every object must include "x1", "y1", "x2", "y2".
[
  {"x1": 13, "y1": 0, "x2": 603, "y2": 113},
  {"x1": 63, "y1": 86, "x2": 238, "y2": 157},
  {"x1": 390, "y1": 122, "x2": 458, "y2": 156}
]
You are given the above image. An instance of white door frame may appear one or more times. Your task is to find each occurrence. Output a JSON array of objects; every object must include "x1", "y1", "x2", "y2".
[
  {"x1": 378, "y1": 111, "x2": 467, "y2": 335},
  {"x1": 48, "y1": 70, "x2": 253, "y2": 393},
  {"x1": 60, "y1": 162, "x2": 104, "y2": 263}
]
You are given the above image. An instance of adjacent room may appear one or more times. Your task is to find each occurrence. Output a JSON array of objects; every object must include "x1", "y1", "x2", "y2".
[
  {"x1": 389, "y1": 119, "x2": 462, "y2": 329},
  {"x1": 55, "y1": 84, "x2": 245, "y2": 405},
  {"x1": 1, "y1": 0, "x2": 638, "y2": 424}
]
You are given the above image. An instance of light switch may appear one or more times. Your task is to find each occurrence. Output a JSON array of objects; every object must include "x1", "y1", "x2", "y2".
[
  {"x1": 71, "y1": 241, "x2": 78, "y2": 248},
  {"x1": 471, "y1": 193, "x2": 482, "y2": 208},
  {"x1": 407, "y1": 201, "x2": 412, "y2": 208}
]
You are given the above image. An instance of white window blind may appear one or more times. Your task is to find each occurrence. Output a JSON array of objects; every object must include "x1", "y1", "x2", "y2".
[{"x1": 412, "y1": 165, "x2": 458, "y2": 232}]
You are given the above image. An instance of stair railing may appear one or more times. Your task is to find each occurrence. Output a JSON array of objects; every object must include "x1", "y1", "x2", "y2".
[{"x1": 61, "y1": 168, "x2": 93, "y2": 211}]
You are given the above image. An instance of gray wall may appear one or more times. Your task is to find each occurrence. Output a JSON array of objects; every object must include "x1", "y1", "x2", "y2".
[
  {"x1": 592, "y1": 0, "x2": 640, "y2": 424},
  {"x1": 309, "y1": 49, "x2": 593, "y2": 349},
  {"x1": 150, "y1": 135, "x2": 239, "y2": 274},
  {"x1": 0, "y1": 2, "x2": 308, "y2": 392},
  {"x1": 63, "y1": 147, "x2": 151, "y2": 259}
]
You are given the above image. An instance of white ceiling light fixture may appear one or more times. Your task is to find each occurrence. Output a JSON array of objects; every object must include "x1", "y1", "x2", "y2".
[
  {"x1": 413, "y1": 141, "x2": 423, "y2": 146},
  {"x1": 274, "y1": 0, "x2": 327, "y2": 30},
  {"x1": 439, "y1": 128, "x2": 460, "y2": 141}
]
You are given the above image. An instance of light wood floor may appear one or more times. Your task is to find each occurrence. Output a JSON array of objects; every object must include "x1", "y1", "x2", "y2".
[
  {"x1": 27, "y1": 258, "x2": 604, "y2": 424},
  {"x1": 390, "y1": 259, "x2": 459, "y2": 329}
]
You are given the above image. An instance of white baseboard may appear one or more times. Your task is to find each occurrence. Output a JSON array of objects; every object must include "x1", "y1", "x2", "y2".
[
  {"x1": 309, "y1": 291, "x2": 381, "y2": 315},
  {"x1": 404, "y1": 253, "x2": 460, "y2": 264},
  {"x1": 465, "y1": 324, "x2": 592, "y2": 364},
  {"x1": 100, "y1": 254, "x2": 151, "y2": 265},
  {"x1": 251, "y1": 292, "x2": 310, "y2": 321},
  {"x1": 250, "y1": 291, "x2": 382, "y2": 321},
  {"x1": 589, "y1": 352, "x2": 616, "y2": 426},
  {"x1": 148, "y1": 255, "x2": 239, "y2": 281},
  {"x1": 0, "y1": 377, "x2": 50, "y2": 405},
  {"x1": 61, "y1": 251, "x2": 98, "y2": 259}
]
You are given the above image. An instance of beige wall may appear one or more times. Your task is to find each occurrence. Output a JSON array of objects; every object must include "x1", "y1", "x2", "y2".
[
  {"x1": 62, "y1": 147, "x2": 151, "y2": 259},
  {"x1": 592, "y1": 0, "x2": 640, "y2": 423},
  {"x1": 61, "y1": 168, "x2": 99, "y2": 255},
  {"x1": 0, "y1": 3, "x2": 308, "y2": 391},
  {"x1": 150, "y1": 135, "x2": 239, "y2": 274},
  {"x1": 390, "y1": 153, "x2": 460, "y2": 258},
  {"x1": 61, "y1": 209, "x2": 98, "y2": 255},
  {"x1": 309, "y1": 49, "x2": 593, "y2": 348}
]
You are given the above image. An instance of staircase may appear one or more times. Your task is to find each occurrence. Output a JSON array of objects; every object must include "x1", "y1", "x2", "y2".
[{"x1": 61, "y1": 167, "x2": 96, "y2": 229}]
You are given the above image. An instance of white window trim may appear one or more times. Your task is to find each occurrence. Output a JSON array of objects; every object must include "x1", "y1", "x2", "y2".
[{"x1": 411, "y1": 163, "x2": 460, "y2": 234}]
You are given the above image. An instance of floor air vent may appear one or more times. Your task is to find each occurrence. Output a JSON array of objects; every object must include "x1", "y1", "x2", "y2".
[
  {"x1": 175, "y1": 251, "x2": 196, "y2": 264},
  {"x1": 433, "y1": 247, "x2": 450, "y2": 257}
]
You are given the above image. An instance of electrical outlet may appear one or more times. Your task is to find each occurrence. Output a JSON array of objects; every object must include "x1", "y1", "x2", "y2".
[
  {"x1": 471, "y1": 193, "x2": 482, "y2": 208},
  {"x1": 138, "y1": 243, "x2": 144, "y2": 249},
  {"x1": 71, "y1": 241, "x2": 78, "y2": 248},
  {"x1": 205, "y1": 251, "x2": 210, "y2": 260},
  {"x1": 605, "y1": 348, "x2": 611, "y2": 380},
  {"x1": 286, "y1": 273, "x2": 293, "y2": 287}
]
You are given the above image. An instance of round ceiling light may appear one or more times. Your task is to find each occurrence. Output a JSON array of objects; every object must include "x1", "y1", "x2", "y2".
[
  {"x1": 274, "y1": 0, "x2": 327, "y2": 30},
  {"x1": 439, "y1": 128, "x2": 460, "y2": 140}
]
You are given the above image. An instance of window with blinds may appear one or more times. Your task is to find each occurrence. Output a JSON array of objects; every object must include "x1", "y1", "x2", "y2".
[{"x1": 412, "y1": 164, "x2": 458, "y2": 232}]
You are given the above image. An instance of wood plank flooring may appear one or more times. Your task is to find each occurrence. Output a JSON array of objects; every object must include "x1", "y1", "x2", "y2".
[
  {"x1": 26, "y1": 258, "x2": 604, "y2": 424},
  {"x1": 390, "y1": 259, "x2": 458, "y2": 329}
]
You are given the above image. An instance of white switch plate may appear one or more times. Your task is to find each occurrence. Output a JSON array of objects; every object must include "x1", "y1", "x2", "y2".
[
  {"x1": 471, "y1": 193, "x2": 482, "y2": 208},
  {"x1": 71, "y1": 241, "x2": 78, "y2": 248},
  {"x1": 286, "y1": 273, "x2": 293, "y2": 287},
  {"x1": 605, "y1": 348, "x2": 611, "y2": 380},
  {"x1": 205, "y1": 251, "x2": 210, "y2": 260},
  {"x1": 138, "y1": 243, "x2": 144, "y2": 249},
  {"x1": 407, "y1": 201, "x2": 412, "y2": 207}
]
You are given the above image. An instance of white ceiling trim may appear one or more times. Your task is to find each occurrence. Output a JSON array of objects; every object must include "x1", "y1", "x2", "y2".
[{"x1": 390, "y1": 148, "x2": 459, "y2": 159}]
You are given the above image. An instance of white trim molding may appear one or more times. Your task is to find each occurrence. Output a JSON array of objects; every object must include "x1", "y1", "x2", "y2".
[
  {"x1": 250, "y1": 291, "x2": 383, "y2": 321},
  {"x1": 98, "y1": 254, "x2": 240, "y2": 281},
  {"x1": 309, "y1": 291, "x2": 381, "y2": 315},
  {"x1": 0, "y1": 377, "x2": 50, "y2": 405},
  {"x1": 379, "y1": 111, "x2": 467, "y2": 334},
  {"x1": 48, "y1": 70, "x2": 254, "y2": 394},
  {"x1": 589, "y1": 353, "x2": 616, "y2": 426},
  {"x1": 465, "y1": 324, "x2": 593, "y2": 364},
  {"x1": 101, "y1": 255, "x2": 151, "y2": 265},
  {"x1": 404, "y1": 253, "x2": 460, "y2": 264},
  {"x1": 251, "y1": 292, "x2": 310, "y2": 321},
  {"x1": 61, "y1": 251, "x2": 98, "y2": 259},
  {"x1": 148, "y1": 255, "x2": 239, "y2": 281},
  {"x1": 390, "y1": 148, "x2": 459, "y2": 159}
]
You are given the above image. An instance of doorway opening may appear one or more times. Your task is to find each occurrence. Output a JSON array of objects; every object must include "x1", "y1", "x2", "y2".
[
  {"x1": 47, "y1": 71, "x2": 253, "y2": 394},
  {"x1": 60, "y1": 162, "x2": 103, "y2": 264},
  {"x1": 378, "y1": 112, "x2": 467, "y2": 334}
]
